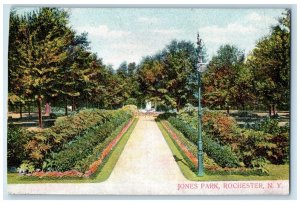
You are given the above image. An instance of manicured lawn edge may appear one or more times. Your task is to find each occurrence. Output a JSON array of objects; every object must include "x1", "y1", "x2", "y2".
[
  {"x1": 7, "y1": 117, "x2": 139, "y2": 184},
  {"x1": 157, "y1": 120, "x2": 289, "y2": 181}
]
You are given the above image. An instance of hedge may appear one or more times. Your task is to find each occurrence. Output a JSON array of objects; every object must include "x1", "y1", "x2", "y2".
[
  {"x1": 20, "y1": 109, "x2": 132, "y2": 170},
  {"x1": 167, "y1": 116, "x2": 240, "y2": 168},
  {"x1": 23, "y1": 109, "x2": 114, "y2": 165},
  {"x1": 49, "y1": 110, "x2": 132, "y2": 172}
]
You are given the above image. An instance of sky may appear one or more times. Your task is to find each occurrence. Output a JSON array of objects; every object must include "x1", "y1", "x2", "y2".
[{"x1": 15, "y1": 7, "x2": 285, "y2": 69}]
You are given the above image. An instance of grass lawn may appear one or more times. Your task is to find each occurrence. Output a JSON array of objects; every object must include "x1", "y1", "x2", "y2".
[
  {"x1": 7, "y1": 118, "x2": 139, "y2": 184},
  {"x1": 157, "y1": 121, "x2": 289, "y2": 181}
]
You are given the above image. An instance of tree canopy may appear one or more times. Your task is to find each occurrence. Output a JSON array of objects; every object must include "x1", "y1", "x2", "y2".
[{"x1": 8, "y1": 8, "x2": 291, "y2": 120}]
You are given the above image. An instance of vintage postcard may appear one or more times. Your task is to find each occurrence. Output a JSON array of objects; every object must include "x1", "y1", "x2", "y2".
[{"x1": 5, "y1": 5, "x2": 291, "y2": 196}]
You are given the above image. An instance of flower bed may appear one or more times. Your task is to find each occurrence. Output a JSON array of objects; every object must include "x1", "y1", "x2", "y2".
[
  {"x1": 50, "y1": 110, "x2": 132, "y2": 171},
  {"x1": 160, "y1": 120, "x2": 268, "y2": 176},
  {"x1": 23, "y1": 109, "x2": 115, "y2": 166},
  {"x1": 31, "y1": 118, "x2": 134, "y2": 178},
  {"x1": 167, "y1": 116, "x2": 240, "y2": 168},
  {"x1": 161, "y1": 121, "x2": 198, "y2": 167}
]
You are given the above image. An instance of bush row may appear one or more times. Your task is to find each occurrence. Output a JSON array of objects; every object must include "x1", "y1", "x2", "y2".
[
  {"x1": 160, "y1": 120, "x2": 268, "y2": 175},
  {"x1": 161, "y1": 108, "x2": 289, "y2": 167},
  {"x1": 50, "y1": 110, "x2": 132, "y2": 172},
  {"x1": 167, "y1": 116, "x2": 240, "y2": 168},
  {"x1": 23, "y1": 109, "x2": 116, "y2": 166}
]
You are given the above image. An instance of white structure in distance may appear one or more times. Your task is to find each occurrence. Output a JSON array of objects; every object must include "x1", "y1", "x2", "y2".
[{"x1": 146, "y1": 101, "x2": 152, "y2": 111}]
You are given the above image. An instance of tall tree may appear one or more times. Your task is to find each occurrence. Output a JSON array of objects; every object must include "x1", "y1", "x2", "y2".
[
  {"x1": 16, "y1": 8, "x2": 73, "y2": 127},
  {"x1": 202, "y1": 45, "x2": 245, "y2": 113},
  {"x1": 8, "y1": 11, "x2": 27, "y2": 117},
  {"x1": 138, "y1": 40, "x2": 198, "y2": 111},
  {"x1": 247, "y1": 10, "x2": 291, "y2": 115}
]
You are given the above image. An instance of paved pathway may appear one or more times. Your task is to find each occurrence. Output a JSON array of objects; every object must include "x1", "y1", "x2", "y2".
[{"x1": 7, "y1": 116, "x2": 289, "y2": 195}]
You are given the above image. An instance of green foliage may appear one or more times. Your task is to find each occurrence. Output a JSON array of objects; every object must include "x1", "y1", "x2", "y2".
[
  {"x1": 268, "y1": 132, "x2": 289, "y2": 164},
  {"x1": 167, "y1": 116, "x2": 240, "y2": 168},
  {"x1": 247, "y1": 10, "x2": 290, "y2": 111},
  {"x1": 202, "y1": 45, "x2": 255, "y2": 111},
  {"x1": 160, "y1": 107, "x2": 289, "y2": 169},
  {"x1": 178, "y1": 108, "x2": 239, "y2": 145},
  {"x1": 50, "y1": 110, "x2": 132, "y2": 171},
  {"x1": 17, "y1": 160, "x2": 36, "y2": 174},
  {"x1": 137, "y1": 40, "x2": 199, "y2": 110},
  {"x1": 73, "y1": 119, "x2": 129, "y2": 172},
  {"x1": 23, "y1": 109, "x2": 122, "y2": 167},
  {"x1": 237, "y1": 129, "x2": 273, "y2": 168},
  {"x1": 258, "y1": 118, "x2": 281, "y2": 135},
  {"x1": 122, "y1": 105, "x2": 138, "y2": 115},
  {"x1": 7, "y1": 125, "x2": 31, "y2": 167}
]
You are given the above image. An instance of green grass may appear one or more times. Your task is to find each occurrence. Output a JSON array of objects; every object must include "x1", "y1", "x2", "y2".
[
  {"x1": 7, "y1": 118, "x2": 139, "y2": 184},
  {"x1": 157, "y1": 121, "x2": 289, "y2": 181}
]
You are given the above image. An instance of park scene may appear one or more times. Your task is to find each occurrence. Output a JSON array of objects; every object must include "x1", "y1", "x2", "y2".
[{"x1": 7, "y1": 7, "x2": 290, "y2": 195}]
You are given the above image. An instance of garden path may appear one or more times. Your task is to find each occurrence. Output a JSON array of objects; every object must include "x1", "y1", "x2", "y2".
[
  {"x1": 8, "y1": 116, "x2": 188, "y2": 195},
  {"x1": 7, "y1": 116, "x2": 289, "y2": 195}
]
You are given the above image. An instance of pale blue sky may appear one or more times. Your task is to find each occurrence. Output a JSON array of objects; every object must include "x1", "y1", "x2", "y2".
[{"x1": 14, "y1": 7, "x2": 285, "y2": 68}]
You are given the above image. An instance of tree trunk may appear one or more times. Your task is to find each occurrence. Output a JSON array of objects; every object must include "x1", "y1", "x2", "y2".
[
  {"x1": 19, "y1": 103, "x2": 22, "y2": 119},
  {"x1": 272, "y1": 104, "x2": 276, "y2": 116},
  {"x1": 37, "y1": 96, "x2": 42, "y2": 128},
  {"x1": 226, "y1": 106, "x2": 230, "y2": 115},
  {"x1": 65, "y1": 98, "x2": 68, "y2": 116},
  {"x1": 72, "y1": 97, "x2": 75, "y2": 111},
  {"x1": 28, "y1": 102, "x2": 31, "y2": 118},
  {"x1": 269, "y1": 105, "x2": 272, "y2": 117},
  {"x1": 176, "y1": 100, "x2": 181, "y2": 112}
]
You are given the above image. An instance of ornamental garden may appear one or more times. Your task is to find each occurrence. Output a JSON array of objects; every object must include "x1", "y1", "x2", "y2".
[{"x1": 7, "y1": 8, "x2": 290, "y2": 183}]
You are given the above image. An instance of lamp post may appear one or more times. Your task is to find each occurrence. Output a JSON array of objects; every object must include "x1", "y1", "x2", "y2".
[{"x1": 196, "y1": 33, "x2": 206, "y2": 176}]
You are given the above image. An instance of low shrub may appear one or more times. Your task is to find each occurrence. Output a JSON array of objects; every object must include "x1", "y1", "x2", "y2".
[
  {"x1": 49, "y1": 110, "x2": 132, "y2": 172},
  {"x1": 21, "y1": 109, "x2": 132, "y2": 171},
  {"x1": 76, "y1": 119, "x2": 133, "y2": 174},
  {"x1": 268, "y1": 132, "x2": 289, "y2": 164},
  {"x1": 7, "y1": 125, "x2": 31, "y2": 168},
  {"x1": 202, "y1": 111, "x2": 239, "y2": 145},
  {"x1": 167, "y1": 116, "x2": 240, "y2": 168},
  {"x1": 23, "y1": 109, "x2": 112, "y2": 166},
  {"x1": 122, "y1": 105, "x2": 138, "y2": 115},
  {"x1": 237, "y1": 129, "x2": 274, "y2": 168},
  {"x1": 156, "y1": 112, "x2": 177, "y2": 121},
  {"x1": 177, "y1": 109, "x2": 240, "y2": 145}
]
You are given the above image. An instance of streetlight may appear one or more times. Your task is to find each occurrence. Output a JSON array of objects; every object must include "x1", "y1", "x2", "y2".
[{"x1": 196, "y1": 33, "x2": 207, "y2": 176}]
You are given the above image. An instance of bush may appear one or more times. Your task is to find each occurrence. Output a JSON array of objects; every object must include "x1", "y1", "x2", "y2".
[
  {"x1": 50, "y1": 110, "x2": 132, "y2": 172},
  {"x1": 268, "y1": 132, "x2": 289, "y2": 164},
  {"x1": 23, "y1": 109, "x2": 111, "y2": 165},
  {"x1": 203, "y1": 133, "x2": 240, "y2": 168},
  {"x1": 202, "y1": 111, "x2": 239, "y2": 145},
  {"x1": 156, "y1": 112, "x2": 177, "y2": 121},
  {"x1": 259, "y1": 118, "x2": 281, "y2": 135},
  {"x1": 7, "y1": 125, "x2": 31, "y2": 167},
  {"x1": 237, "y1": 129, "x2": 274, "y2": 167},
  {"x1": 73, "y1": 119, "x2": 129, "y2": 172},
  {"x1": 167, "y1": 116, "x2": 240, "y2": 168},
  {"x1": 124, "y1": 98, "x2": 138, "y2": 106},
  {"x1": 22, "y1": 109, "x2": 132, "y2": 170},
  {"x1": 122, "y1": 105, "x2": 138, "y2": 115},
  {"x1": 161, "y1": 109, "x2": 289, "y2": 168}
]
